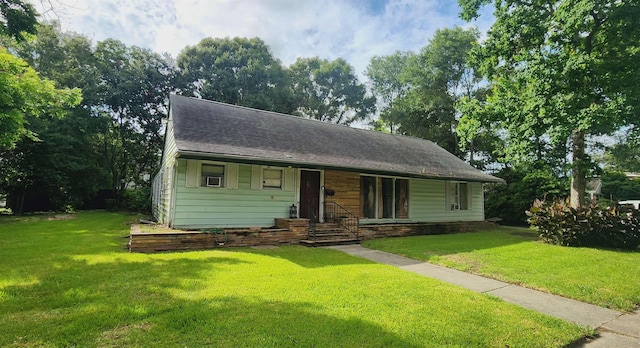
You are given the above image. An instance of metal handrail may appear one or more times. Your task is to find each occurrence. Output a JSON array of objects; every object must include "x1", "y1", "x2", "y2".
[
  {"x1": 323, "y1": 201, "x2": 359, "y2": 240},
  {"x1": 308, "y1": 204, "x2": 317, "y2": 242}
]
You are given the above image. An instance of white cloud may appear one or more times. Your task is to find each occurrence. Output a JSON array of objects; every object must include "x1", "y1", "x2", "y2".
[{"x1": 33, "y1": 0, "x2": 494, "y2": 78}]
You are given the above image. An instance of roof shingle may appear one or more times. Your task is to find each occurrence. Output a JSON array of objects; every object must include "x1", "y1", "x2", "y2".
[{"x1": 169, "y1": 94, "x2": 503, "y2": 183}]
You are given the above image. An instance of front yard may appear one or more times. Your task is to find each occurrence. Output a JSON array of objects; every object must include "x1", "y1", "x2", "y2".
[
  {"x1": 363, "y1": 227, "x2": 640, "y2": 312},
  {"x1": 0, "y1": 212, "x2": 588, "y2": 347}
]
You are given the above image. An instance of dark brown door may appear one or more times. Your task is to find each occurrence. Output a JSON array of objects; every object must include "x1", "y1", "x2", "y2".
[{"x1": 299, "y1": 170, "x2": 320, "y2": 221}]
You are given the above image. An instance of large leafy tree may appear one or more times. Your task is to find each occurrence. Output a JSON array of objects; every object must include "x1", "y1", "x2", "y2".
[
  {"x1": 4, "y1": 24, "x2": 174, "y2": 211},
  {"x1": 94, "y1": 39, "x2": 175, "y2": 207},
  {"x1": 3, "y1": 24, "x2": 104, "y2": 212},
  {"x1": 177, "y1": 37, "x2": 293, "y2": 113},
  {"x1": 289, "y1": 57, "x2": 375, "y2": 125},
  {"x1": 0, "y1": 48, "x2": 81, "y2": 149},
  {"x1": 0, "y1": 0, "x2": 37, "y2": 41},
  {"x1": 401, "y1": 26, "x2": 482, "y2": 157},
  {"x1": 458, "y1": 0, "x2": 640, "y2": 208},
  {"x1": 367, "y1": 27, "x2": 490, "y2": 160},
  {"x1": 365, "y1": 51, "x2": 413, "y2": 133}
]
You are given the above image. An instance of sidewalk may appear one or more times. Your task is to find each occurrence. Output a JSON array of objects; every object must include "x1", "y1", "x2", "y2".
[{"x1": 326, "y1": 244, "x2": 640, "y2": 347}]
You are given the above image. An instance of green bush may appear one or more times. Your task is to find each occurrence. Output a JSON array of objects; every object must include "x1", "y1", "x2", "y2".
[
  {"x1": 526, "y1": 198, "x2": 640, "y2": 250},
  {"x1": 122, "y1": 187, "x2": 151, "y2": 213},
  {"x1": 485, "y1": 166, "x2": 568, "y2": 225},
  {"x1": 600, "y1": 170, "x2": 640, "y2": 201}
]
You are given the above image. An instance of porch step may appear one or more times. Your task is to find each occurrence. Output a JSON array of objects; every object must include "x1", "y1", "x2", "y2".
[
  {"x1": 309, "y1": 229, "x2": 352, "y2": 237},
  {"x1": 299, "y1": 238, "x2": 360, "y2": 247},
  {"x1": 312, "y1": 222, "x2": 341, "y2": 229},
  {"x1": 301, "y1": 222, "x2": 359, "y2": 247}
]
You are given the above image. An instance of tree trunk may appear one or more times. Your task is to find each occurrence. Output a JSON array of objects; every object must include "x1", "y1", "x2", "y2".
[
  {"x1": 570, "y1": 130, "x2": 586, "y2": 209},
  {"x1": 469, "y1": 139, "x2": 475, "y2": 168}
]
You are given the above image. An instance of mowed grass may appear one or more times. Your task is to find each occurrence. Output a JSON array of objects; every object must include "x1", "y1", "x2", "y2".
[
  {"x1": 363, "y1": 227, "x2": 640, "y2": 312},
  {"x1": 0, "y1": 212, "x2": 589, "y2": 347}
]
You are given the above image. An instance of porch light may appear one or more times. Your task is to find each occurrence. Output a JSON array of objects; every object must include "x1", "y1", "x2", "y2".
[{"x1": 289, "y1": 204, "x2": 298, "y2": 219}]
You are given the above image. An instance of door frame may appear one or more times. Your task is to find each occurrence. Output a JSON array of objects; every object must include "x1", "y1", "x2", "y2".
[{"x1": 295, "y1": 169, "x2": 324, "y2": 222}]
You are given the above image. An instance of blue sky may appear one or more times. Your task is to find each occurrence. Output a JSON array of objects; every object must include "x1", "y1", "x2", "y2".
[{"x1": 35, "y1": 0, "x2": 494, "y2": 78}]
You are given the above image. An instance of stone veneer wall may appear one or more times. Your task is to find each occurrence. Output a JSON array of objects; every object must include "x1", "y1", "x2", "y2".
[
  {"x1": 358, "y1": 221, "x2": 497, "y2": 240},
  {"x1": 129, "y1": 219, "x2": 310, "y2": 253},
  {"x1": 129, "y1": 219, "x2": 497, "y2": 253}
]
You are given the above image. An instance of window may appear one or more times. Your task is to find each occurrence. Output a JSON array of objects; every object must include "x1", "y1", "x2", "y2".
[
  {"x1": 361, "y1": 176, "x2": 377, "y2": 218},
  {"x1": 447, "y1": 182, "x2": 469, "y2": 210},
  {"x1": 263, "y1": 168, "x2": 283, "y2": 189},
  {"x1": 395, "y1": 179, "x2": 409, "y2": 218},
  {"x1": 360, "y1": 176, "x2": 409, "y2": 219},
  {"x1": 201, "y1": 164, "x2": 225, "y2": 187},
  {"x1": 381, "y1": 178, "x2": 394, "y2": 218}
]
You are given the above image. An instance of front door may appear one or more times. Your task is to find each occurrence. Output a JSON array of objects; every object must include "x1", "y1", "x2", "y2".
[{"x1": 299, "y1": 170, "x2": 320, "y2": 221}]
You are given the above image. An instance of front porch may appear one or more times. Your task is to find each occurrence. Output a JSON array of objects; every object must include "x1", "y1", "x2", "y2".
[{"x1": 128, "y1": 218, "x2": 496, "y2": 253}]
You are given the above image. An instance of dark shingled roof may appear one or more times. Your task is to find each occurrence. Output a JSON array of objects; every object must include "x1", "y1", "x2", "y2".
[{"x1": 169, "y1": 94, "x2": 503, "y2": 183}]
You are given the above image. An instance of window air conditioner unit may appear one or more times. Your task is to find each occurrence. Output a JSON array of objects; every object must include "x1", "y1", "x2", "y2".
[{"x1": 206, "y1": 176, "x2": 222, "y2": 187}]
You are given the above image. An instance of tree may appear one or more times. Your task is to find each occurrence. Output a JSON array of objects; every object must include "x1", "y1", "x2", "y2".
[
  {"x1": 289, "y1": 57, "x2": 375, "y2": 125},
  {"x1": 94, "y1": 39, "x2": 175, "y2": 207},
  {"x1": 365, "y1": 51, "x2": 413, "y2": 132},
  {"x1": 2, "y1": 24, "x2": 105, "y2": 213},
  {"x1": 485, "y1": 164, "x2": 568, "y2": 225},
  {"x1": 369, "y1": 27, "x2": 485, "y2": 158},
  {"x1": 458, "y1": 0, "x2": 640, "y2": 208},
  {"x1": 0, "y1": 0, "x2": 37, "y2": 41},
  {"x1": 4, "y1": 24, "x2": 174, "y2": 211},
  {"x1": 601, "y1": 128, "x2": 640, "y2": 173},
  {"x1": 0, "y1": 47, "x2": 81, "y2": 149},
  {"x1": 177, "y1": 37, "x2": 293, "y2": 113},
  {"x1": 600, "y1": 170, "x2": 640, "y2": 201}
]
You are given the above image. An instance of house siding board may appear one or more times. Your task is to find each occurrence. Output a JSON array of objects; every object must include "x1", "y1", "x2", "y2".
[
  {"x1": 172, "y1": 160, "x2": 296, "y2": 228},
  {"x1": 323, "y1": 170, "x2": 360, "y2": 214},
  {"x1": 153, "y1": 121, "x2": 178, "y2": 224},
  {"x1": 162, "y1": 122, "x2": 178, "y2": 167},
  {"x1": 409, "y1": 179, "x2": 484, "y2": 222}
]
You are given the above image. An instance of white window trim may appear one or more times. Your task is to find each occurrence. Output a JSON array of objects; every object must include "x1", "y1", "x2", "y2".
[
  {"x1": 446, "y1": 181, "x2": 470, "y2": 211},
  {"x1": 262, "y1": 167, "x2": 284, "y2": 190}
]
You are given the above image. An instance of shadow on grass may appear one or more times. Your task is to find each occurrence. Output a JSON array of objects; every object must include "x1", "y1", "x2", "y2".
[
  {"x1": 1, "y1": 252, "x2": 418, "y2": 347},
  {"x1": 0, "y1": 213, "x2": 591, "y2": 347},
  {"x1": 238, "y1": 245, "x2": 377, "y2": 268},
  {"x1": 363, "y1": 228, "x2": 540, "y2": 260}
]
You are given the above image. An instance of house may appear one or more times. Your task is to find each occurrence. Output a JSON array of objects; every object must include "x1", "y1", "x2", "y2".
[
  {"x1": 587, "y1": 178, "x2": 602, "y2": 200},
  {"x1": 150, "y1": 94, "x2": 502, "y2": 245}
]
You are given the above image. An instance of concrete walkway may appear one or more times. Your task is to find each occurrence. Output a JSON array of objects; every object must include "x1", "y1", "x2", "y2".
[{"x1": 326, "y1": 244, "x2": 640, "y2": 347}]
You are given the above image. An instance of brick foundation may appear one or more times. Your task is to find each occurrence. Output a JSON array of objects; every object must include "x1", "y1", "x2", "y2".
[
  {"x1": 129, "y1": 220, "x2": 496, "y2": 253},
  {"x1": 358, "y1": 221, "x2": 497, "y2": 240}
]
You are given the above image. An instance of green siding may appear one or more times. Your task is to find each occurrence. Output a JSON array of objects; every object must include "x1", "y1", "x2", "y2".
[
  {"x1": 154, "y1": 121, "x2": 178, "y2": 224},
  {"x1": 172, "y1": 160, "x2": 296, "y2": 228},
  {"x1": 409, "y1": 179, "x2": 484, "y2": 222},
  {"x1": 169, "y1": 161, "x2": 487, "y2": 228}
]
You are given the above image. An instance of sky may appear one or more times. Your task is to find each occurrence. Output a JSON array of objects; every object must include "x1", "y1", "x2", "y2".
[{"x1": 34, "y1": 0, "x2": 494, "y2": 78}]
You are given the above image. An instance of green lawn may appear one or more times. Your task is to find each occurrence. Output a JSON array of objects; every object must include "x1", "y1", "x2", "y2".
[
  {"x1": 0, "y1": 212, "x2": 589, "y2": 347},
  {"x1": 363, "y1": 227, "x2": 640, "y2": 312}
]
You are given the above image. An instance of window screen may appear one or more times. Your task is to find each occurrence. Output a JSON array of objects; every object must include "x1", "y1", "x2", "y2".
[{"x1": 263, "y1": 169, "x2": 283, "y2": 189}]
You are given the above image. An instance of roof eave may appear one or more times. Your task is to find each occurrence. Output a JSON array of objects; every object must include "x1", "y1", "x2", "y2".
[{"x1": 175, "y1": 150, "x2": 504, "y2": 184}]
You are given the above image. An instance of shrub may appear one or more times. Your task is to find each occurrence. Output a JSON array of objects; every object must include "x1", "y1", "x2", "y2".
[
  {"x1": 122, "y1": 187, "x2": 151, "y2": 213},
  {"x1": 485, "y1": 166, "x2": 568, "y2": 225},
  {"x1": 526, "y1": 198, "x2": 640, "y2": 250},
  {"x1": 600, "y1": 170, "x2": 640, "y2": 201}
]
